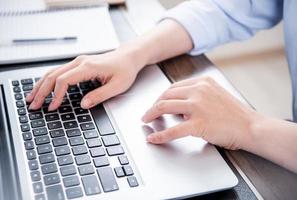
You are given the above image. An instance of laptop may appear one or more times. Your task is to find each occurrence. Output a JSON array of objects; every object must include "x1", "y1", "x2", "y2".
[{"x1": 0, "y1": 63, "x2": 238, "y2": 200}]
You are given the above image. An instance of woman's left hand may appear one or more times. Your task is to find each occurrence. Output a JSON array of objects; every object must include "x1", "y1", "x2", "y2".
[{"x1": 142, "y1": 77, "x2": 258, "y2": 150}]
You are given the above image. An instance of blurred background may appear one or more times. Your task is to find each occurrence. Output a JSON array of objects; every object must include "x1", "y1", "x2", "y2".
[{"x1": 159, "y1": 0, "x2": 291, "y2": 120}]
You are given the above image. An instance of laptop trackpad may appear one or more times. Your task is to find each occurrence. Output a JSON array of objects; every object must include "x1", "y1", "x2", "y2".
[{"x1": 105, "y1": 65, "x2": 237, "y2": 198}]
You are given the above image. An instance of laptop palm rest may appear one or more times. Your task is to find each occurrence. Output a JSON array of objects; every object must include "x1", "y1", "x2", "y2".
[{"x1": 105, "y1": 65, "x2": 238, "y2": 199}]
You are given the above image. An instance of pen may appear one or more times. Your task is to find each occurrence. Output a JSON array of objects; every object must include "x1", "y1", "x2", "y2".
[{"x1": 12, "y1": 36, "x2": 77, "y2": 43}]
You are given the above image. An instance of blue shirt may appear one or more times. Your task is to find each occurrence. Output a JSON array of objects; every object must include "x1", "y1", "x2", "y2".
[{"x1": 163, "y1": 0, "x2": 297, "y2": 121}]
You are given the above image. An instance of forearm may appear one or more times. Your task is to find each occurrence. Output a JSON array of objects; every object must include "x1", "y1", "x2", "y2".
[
  {"x1": 244, "y1": 115, "x2": 297, "y2": 173},
  {"x1": 117, "y1": 19, "x2": 193, "y2": 71}
]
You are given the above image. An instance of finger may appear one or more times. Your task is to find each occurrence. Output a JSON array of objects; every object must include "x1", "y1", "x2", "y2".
[
  {"x1": 29, "y1": 61, "x2": 78, "y2": 110},
  {"x1": 142, "y1": 100, "x2": 190, "y2": 123},
  {"x1": 80, "y1": 80, "x2": 122, "y2": 109},
  {"x1": 48, "y1": 65, "x2": 95, "y2": 111},
  {"x1": 147, "y1": 121, "x2": 193, "y2": 144},
  {"x1": 26, "y1": 69, "x2": 55, "y2": 103},
  {"x1": 157, "y1": 86, "x2": 192, "y2": 101},
  {"x1": 170, "y1": 78, "x2": 198, "y2": 89}
]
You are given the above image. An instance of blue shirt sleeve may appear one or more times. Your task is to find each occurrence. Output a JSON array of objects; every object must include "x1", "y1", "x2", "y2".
[{"x1": 161, "y1": 0, "x2": 283, "y2": 55}]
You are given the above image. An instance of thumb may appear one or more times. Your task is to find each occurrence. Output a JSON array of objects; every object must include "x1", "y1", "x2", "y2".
[{"x1": 80, "y1": 80, "x2": 121, "y2": 109}]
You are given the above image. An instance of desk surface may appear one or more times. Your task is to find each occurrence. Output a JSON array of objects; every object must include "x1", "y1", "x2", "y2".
[{"x1": 1, "y1": 1, "x2": 297, "y2": 200}]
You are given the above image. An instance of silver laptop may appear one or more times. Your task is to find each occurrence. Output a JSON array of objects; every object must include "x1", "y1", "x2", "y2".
[{"x1": 0, "y1": 63, "x2": 238, "y2": 200}]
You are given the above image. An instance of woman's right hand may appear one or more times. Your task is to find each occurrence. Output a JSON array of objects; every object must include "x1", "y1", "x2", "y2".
[{"x1": 26, "y1": 47, "x2": 145, "y2": 111}]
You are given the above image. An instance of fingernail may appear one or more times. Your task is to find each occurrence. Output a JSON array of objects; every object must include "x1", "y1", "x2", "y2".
[
  {"x1": 48, "y1": 103, "x2": 55, "y2": 111},
  {"x1": 81, "y1": 98, "x2": 92, "y2": 109},
  {"x1": 29, "y1": 103, "x2": 36, "y2": 110},
  {"x1": 26, "y1": 93, "x2": 32, "y2": 102},
  {"x1": 146, "y1": 135, "x2": 154, "y2": 143}
]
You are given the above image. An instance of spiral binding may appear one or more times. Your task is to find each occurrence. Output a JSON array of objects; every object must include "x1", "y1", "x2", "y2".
[{"x1": 0, "y1": 5, "x2": 101, "y2": 17}]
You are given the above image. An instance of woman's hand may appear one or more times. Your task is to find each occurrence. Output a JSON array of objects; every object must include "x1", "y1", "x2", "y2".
[
  {"x1": 26, "y1": 47, "x2": 145, "y2": 111},
  {"x1": 142, "y1": 77, "x2": 258, "y2": 150}
]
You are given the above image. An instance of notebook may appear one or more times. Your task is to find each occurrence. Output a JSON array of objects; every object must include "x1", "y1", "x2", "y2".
[{"x1": 0, "y1": 1, "x2": 119, "y2": 65}]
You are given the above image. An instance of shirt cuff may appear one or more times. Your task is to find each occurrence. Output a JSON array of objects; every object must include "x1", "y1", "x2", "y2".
[{"x1": 160, "y1": 1, "x2": 216, "y2": 56}]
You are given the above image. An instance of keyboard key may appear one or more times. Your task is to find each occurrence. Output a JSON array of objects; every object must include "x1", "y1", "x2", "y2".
[
  {"x1": 61, "y1": 113, "x2": 75, "y2": 121},
  {"x1": 12, "y1": 80, "x2": 19, "y2": 86},
  {"x1": 69, "y1": 93, "x2": 82, "y2": 100},
  {"x1": 61, "y1": 98, "x2": 70, "y2": 106},
  {"x1": 63, "y1": 176, "x2": 80, "y2": 187},
  {"x1": 86, "y1": 138, "x2": 102, "y2": 148},
  {"x1": 66, "y1": 186, "x2": 83, "y2": 199},
  {"x1": 97, "y1": 167, "x2": 119, "y2": 192},
  {"x1": 28, "y1": 160, "x2": 39, "y2": 170},
  {"x1": 37, "y1": 144, "x2": 53, "y2": 154},
  {"x1": 90, "y1": 147, "x2": 106, "y2": 157},
  {"x1": 44, "y1": 173, "x2": 60, "y2": 185},
  {"x1": 24, "y1": 141, "x2": 34, "y2": 150},
  {"x1": 118, "y1": 155, "x2": 129, "y2": 165},
  {"x1": 67, "y1": 85, "x2": 80, "y2": 93},
  {"x1": 31, "y1": 171, "x2": 41, "y2": 182},
  {"x1": 33, "y1": 182, "x2": 43, "y2": 194},
  {"x1": 19, "y1": 115, "x2": 28, "y2": 123},
  {"x1": 91, "y1": 105, "x2": 115, "y2": 135},
  {"x1": 22, "y1": 132, "x2": 32, "y2": 140},
  {"x1": 106, "y1": 145, "x2": 124, "y2": 156},
  {"x1": 69, "y1": 137, "x2": 84, "y2": 146},
  {"x1": 59, "y1": 106, "x2": 72, "y2": 114},
  {"x1": 47, "y1": 121, "x2": 62, "y2": 130},
  {"x1": 43, "y1": 98, "x2": 52, "y2": 107},
  {"x1": 52, "y1": 137, "x2": 68, "y2": 147},
  {"x1": 58, "y1": 155, "x2": 74, "y2": 166},
  {"x1": 55, "y1": 146, "x2": 71, "y2": 156},
  {"x1": 27, "y1": 150, "x2": 37, "y2": 160},
  {"x1": 77, "y1": 115, "x2": 92, "y2": 123},
  {"x1": 22, "y1": 84, "x2": 33, "y2": 91},
  {"x1": 60, "y1": 165, "x2": 76, "y2": 176},
  {"x1": 82, "y1": 175, "x2": 101, "y2": 195},
  {"x1": 13, "y1": 86, "x2": 21, "y2": 93},
  {"x1": 102, "y1": 135, "x2": 120, "y2": 147},
  {"x1": 123, "y1": 165, "x2": 134, "y2": 176},
  {"x1": 74, "y1": 108, "x2": 88, "y2": 115},
  {"x1": 127, "y1": 176, "x2": 139, "y2": 187},
  {"x1": 46, "y1": 184, "x2": 65, "y2": 200},
  {"x1": 71, "y1": 100, "x2": 80, "y2": 108},
  {"x1": 31, "y1": 119, "x2": 46, "y2": 128},
  {"x1": 50, "y1": 129, "x2": 65, "y2": 138},
  {"x1": 66, "y1": 129, "x2": 81, "y2": 137},
  {"x1": 80, "y1": 122, "x2": 95, "y2": 131},
  {"x1": 33, "y1": 128, "x2": 48, "y2": 136},
  {"x1": 41, "y1": 163, "x2": 58, "y2": 175},
  {"x1": 29, "y1": 112, "x2": 43, "y2": 120},
  {"x1": 15, "y1": 93, "x2": 23, "y2": 100},
  {"x1": 43, "y1": 107, "x2": 57, "y2": 114},
  {"x1": 72, "y1": 145, "x2": 88, "y2": 155},
  {"x1": 21, "y1": 124, "x2": 30, "y2": 132},
  {"x1": 35, "y1": 136, "x2": 50, "y2": 145},
  {"x1": 45, "y1": 113, "x2": 59, "y2": 122},
  {"x1": 93, "y1": 157, "x2": 109, "y2": 167},
  {"x1": 114, "y1": 167, "x2": 125, "y2": 177},
  {"x1": 21, "y1": 78, "x2": 33, "y2": 85},
  {"x1": 39, "y1": 153, "x2": 55, "y2": 164},
  {"x1": 78, "y1": 164, "x2": 95, "y2": 176},
  {"x1": 63, "y1": 121, "x2": 78, "y2": 129},
  {"x1": 18, "y1": 108, "x2": 27, "y2": 115},
  {"x1": 35, "y1": 194, "x2": 46, "y2": 200},
  {"x1": 16, "y1": 100, "x2": 25, "y2": 108},
  {"x1": 75, "y1": 155, "x2": 91, "y2": 165},
  {"x1": 83, "y1": 130, "x2": 98, "y2": 139}
]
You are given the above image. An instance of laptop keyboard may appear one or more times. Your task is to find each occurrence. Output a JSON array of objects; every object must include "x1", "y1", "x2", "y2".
[{"x1": 11, "y1": 78, "x2": 139, "y2": 200}]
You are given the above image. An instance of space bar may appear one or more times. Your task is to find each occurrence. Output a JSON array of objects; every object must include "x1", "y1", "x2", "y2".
[{"x1": 90, "y1": 104, "x2": 115, "y2": 135}]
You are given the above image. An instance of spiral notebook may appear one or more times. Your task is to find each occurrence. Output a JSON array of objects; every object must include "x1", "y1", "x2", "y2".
[{"x1": 0, "y1": 1, "x2": 119, "y2": 65}]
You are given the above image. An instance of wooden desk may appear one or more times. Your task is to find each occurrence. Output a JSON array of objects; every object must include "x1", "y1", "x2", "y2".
[{"x1": 110, "y1": 1, "x2": 297, "y2": 200}]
